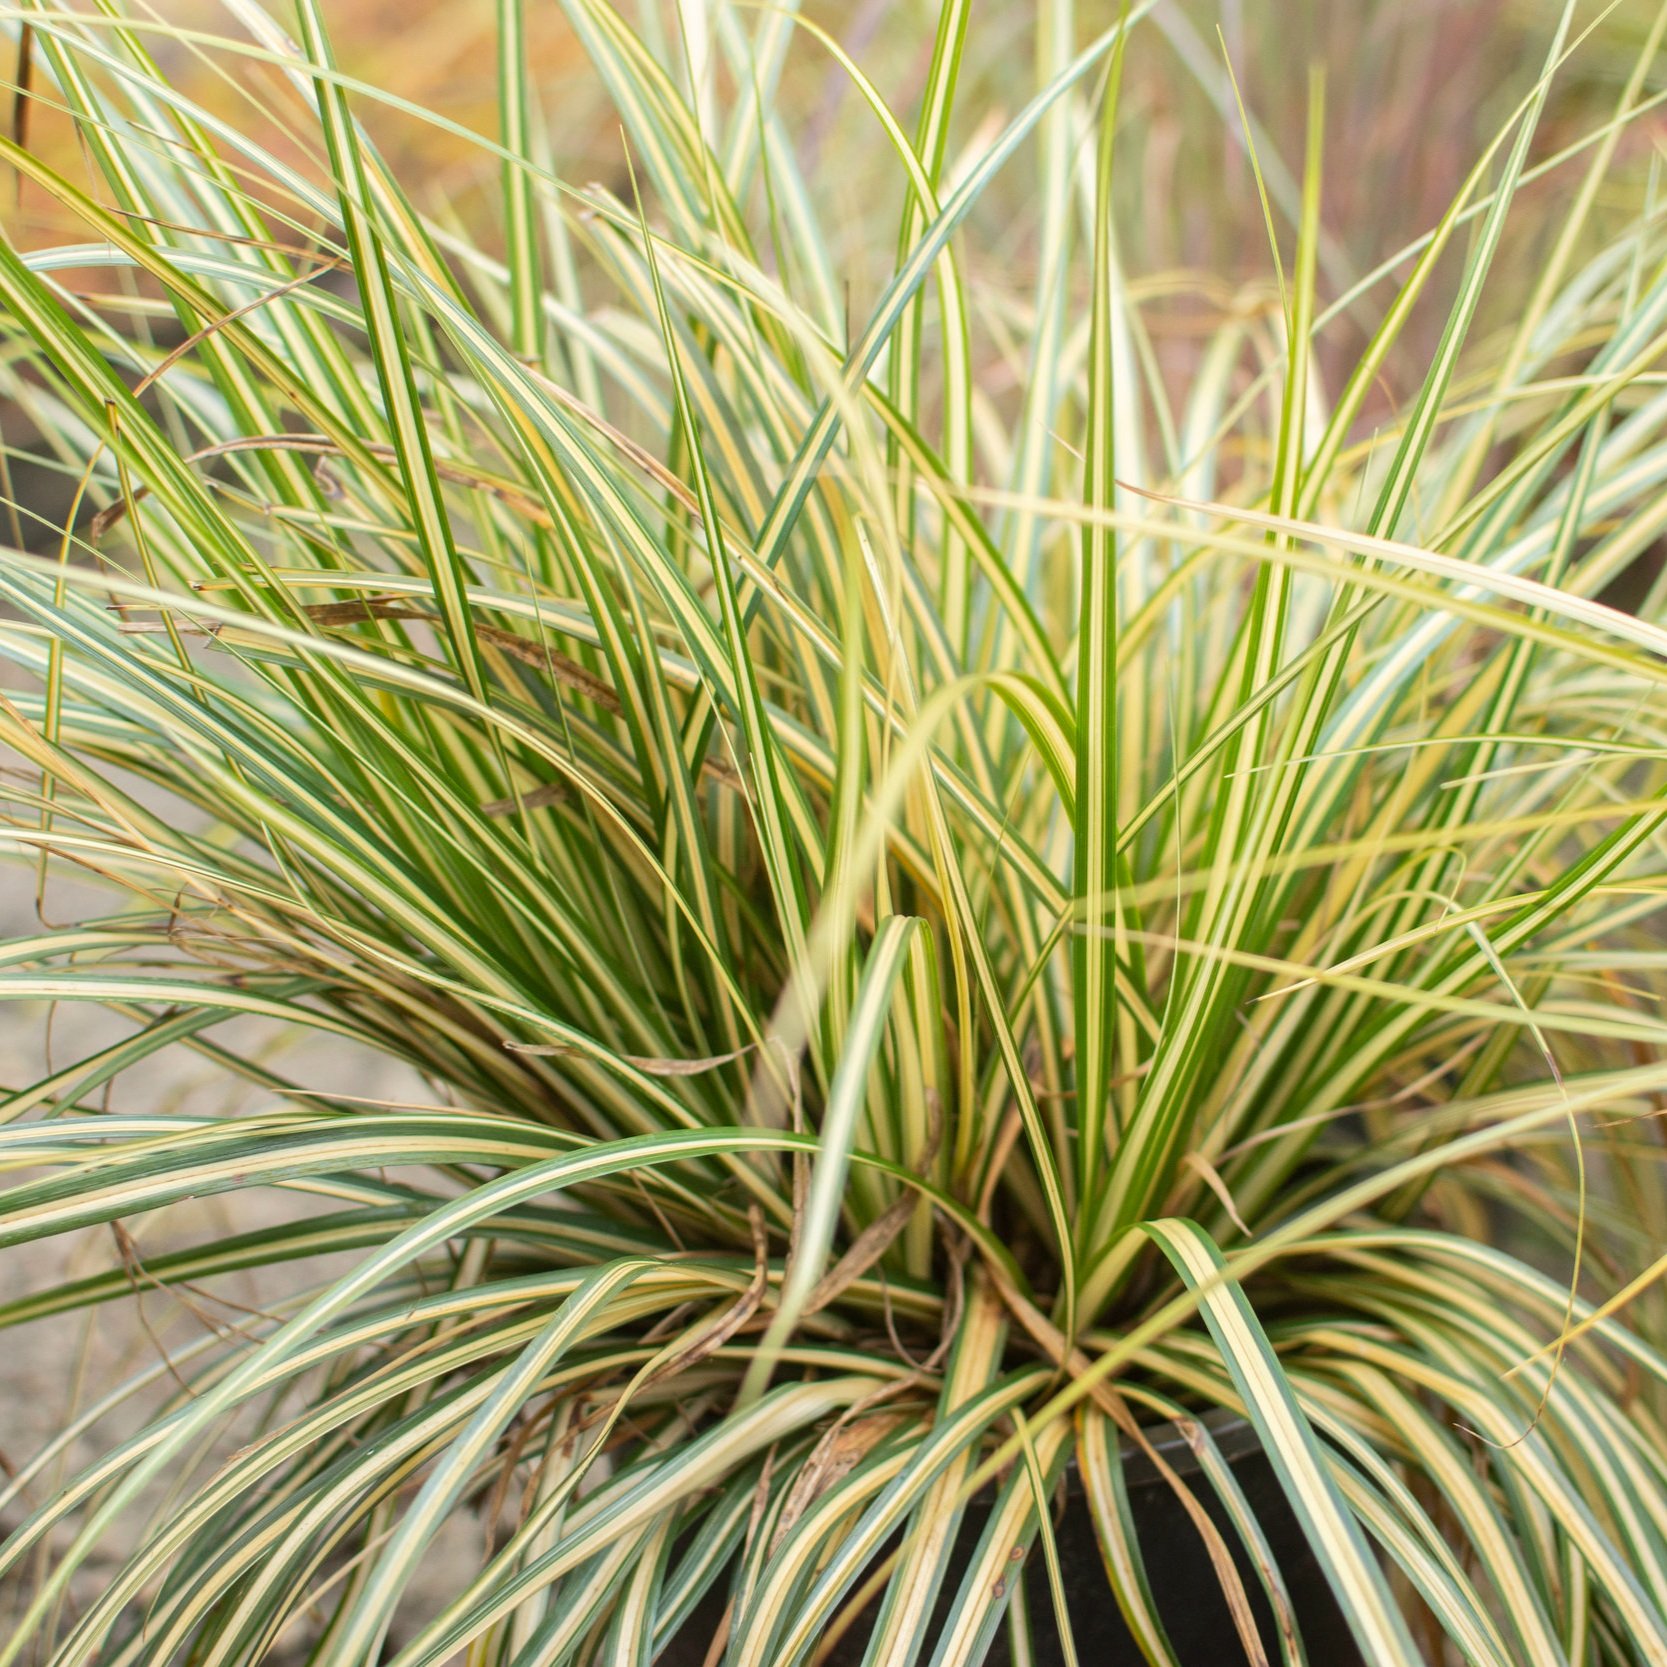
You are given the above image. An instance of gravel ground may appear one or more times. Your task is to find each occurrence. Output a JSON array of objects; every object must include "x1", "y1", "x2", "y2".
[{"x1": 0, "y1": 870, "x2": 487, "y2": 1655}]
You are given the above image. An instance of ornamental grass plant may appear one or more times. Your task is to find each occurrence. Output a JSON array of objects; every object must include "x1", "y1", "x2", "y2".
[{"x1": 4, "y1": 2, "x2": 1667, "y2": 1663}]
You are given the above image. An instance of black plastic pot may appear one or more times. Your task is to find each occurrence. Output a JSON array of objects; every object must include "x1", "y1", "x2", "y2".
[{"x1": 664, "y1": 1415, "x2": 1364, "y2": 1666}]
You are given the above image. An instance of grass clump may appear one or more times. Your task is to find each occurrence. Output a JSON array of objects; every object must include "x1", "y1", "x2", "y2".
[{"x1": 3, "y1": 2, "x2": 1667, "y2": 1662}]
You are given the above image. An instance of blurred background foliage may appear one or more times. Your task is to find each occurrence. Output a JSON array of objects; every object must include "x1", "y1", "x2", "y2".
[{"x1": 15, "y1": 1, "x2": 1661, "y2": 359}]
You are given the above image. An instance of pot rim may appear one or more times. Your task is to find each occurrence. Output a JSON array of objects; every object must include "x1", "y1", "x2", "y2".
[
  {"x1": 1114, "y1": 1406, "x2": 1258, "y2": 1490},
  {"x1": 970, "y1": 1407, "x2": 1257, "y2": 1502}
]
